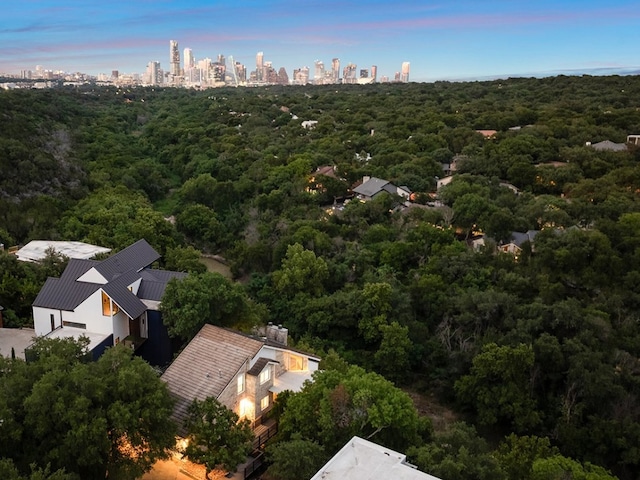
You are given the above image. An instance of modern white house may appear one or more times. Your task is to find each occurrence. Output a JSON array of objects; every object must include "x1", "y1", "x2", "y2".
[
  {"x1": 353, "y1": 176, "x2": 411, "y2": 201},
  {"x1": 161, "y1": 323, "x2": 321, "y2": 434},
  {"x1": 31, "y1": 239, "x2": 186, "y2": 365}
]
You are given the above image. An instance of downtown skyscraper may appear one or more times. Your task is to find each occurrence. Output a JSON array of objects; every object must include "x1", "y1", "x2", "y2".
[{"x1": 169, "y1": 40, "x2": 180, "y2": 77}]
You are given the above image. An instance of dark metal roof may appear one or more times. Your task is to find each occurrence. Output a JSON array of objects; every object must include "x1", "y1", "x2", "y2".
[
  {"x1": 32, "y1": 277, "x2": 100, "y2": 311},
  {"x1": 102, "y1": 270, "x2": 146, "y2": 319},
  {"x1": 59, "y1": 258, "x2": 100, "y2": 281},
  {"x1": 94, "y1": 239, "x2": 160, "y2": 281},
  {"x1": 138, "y1": 269, "x2": 187, "y2": 301}
]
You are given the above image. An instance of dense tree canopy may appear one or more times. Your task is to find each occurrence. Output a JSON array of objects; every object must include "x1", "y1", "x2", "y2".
[{"x1": 3, "y1": 76, "x2": 640, "y2": 478}]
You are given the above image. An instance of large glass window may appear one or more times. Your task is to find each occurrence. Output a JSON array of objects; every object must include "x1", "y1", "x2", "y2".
[
  {"x1": 260, "y1": 395, "x2": 269, "y2": 411},
  {"x1": 101, "y1": 291, "x2": 119, "y2": 316},
  {"x1": 237, "y1": 373, "x2": 245, "y2": 394}
]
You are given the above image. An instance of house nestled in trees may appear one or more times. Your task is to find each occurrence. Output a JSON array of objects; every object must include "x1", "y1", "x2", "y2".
[
  {"x1": 161, "y1": 323, "x2": 320, "y2": 433},
  {"x1": 353, "y1": 176, "x2": 411, "y2": 201},
  {"x1": 311, "y1": 436, "x2": 442, "y2": 480},
  {"x1": 31, "y1": 239, "x2": 186, "y2": 365}
]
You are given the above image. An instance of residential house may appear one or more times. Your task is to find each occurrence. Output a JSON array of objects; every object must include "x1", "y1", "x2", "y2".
[
  {"x1": 310, "y1": 436, "x2": 442, "y2": 480},
  {"x1": 499, "y1": 230, "x2": 539, "y2": 256},
  {"x1": 14, "y1": 240, "x2": 111, "y2": 263},
  {"x1": 475, "y1": 129, "x2": 498, "y2": 139},
  {"x1": 587, "y1": 140, "x2": 628, "y2": 152},
  {"x1": 353, "y1": 176, "x2": 411, "y2": 201},
  {"x1": 31, "y1": 239, "x2": 186, "y2": 365},
  {"x1": 436, "y1": 175, "x2": 454, "y2": 191},
  {"x1": 627, "y1": 134, "x2": 640, "y2": 146},
  {"x1": 161, "y1": 323, "x2": 320, "y2": 434}
]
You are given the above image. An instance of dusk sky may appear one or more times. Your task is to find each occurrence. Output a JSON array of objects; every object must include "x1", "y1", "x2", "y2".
[{"x1": 2, "y1": 0, "x2": 639, "y2": 82}]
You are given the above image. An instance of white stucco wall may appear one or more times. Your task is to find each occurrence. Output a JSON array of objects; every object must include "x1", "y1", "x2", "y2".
[{"x1": 33, "y1": 306, "x2": 62, "y2": 336}]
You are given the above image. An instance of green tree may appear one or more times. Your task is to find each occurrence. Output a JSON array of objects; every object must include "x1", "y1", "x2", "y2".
[
  {"x1": 272, "y1": 243, "x2": 329, "y2": 297},
  {"x1": 0, "y1": 339, "x2": 176, "y2": 480},
  {"x1": 182, "y1": 397, "x2": 253, "y2": 478},
  {"x1": 280, "y1": 364, "x2": 424, "y2": 453},
  {"x1": 163, "y1": 245, "x2": 207, "y2": 273},
  {"x1": 531, "y1": 455, "x2": 618, "y2": 480},
  {"x1": 161, "y1": 272, "x2": 258, "y2": 341},
  {"x1": 266, "y1": 434, "x2": 327, "y2": 480},
  {"x1": 455, "y1": 343, "x2": 540, "y2": 432},
  {"x1": 407, "y1": 422, "x2": 504, "y2": 480}
]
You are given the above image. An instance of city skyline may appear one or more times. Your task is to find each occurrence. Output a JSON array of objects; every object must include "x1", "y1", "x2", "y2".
[{"x1": 2, "y1": 1, "x2": 640, "y2": 82}]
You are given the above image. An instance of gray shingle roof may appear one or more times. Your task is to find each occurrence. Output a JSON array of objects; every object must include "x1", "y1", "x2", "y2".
[
  {"x1": 353, "y1": 177, "x2": 391, "y2": 197},
  {"x1": 161, "y1": 324, "x2": 264, "y2": 435},
  {"x1": 247, "y1": 357, "x2": 276, "y2": 376},
  {"x1": 94, "y1": 239, "x2": 160, "y2": 281}
]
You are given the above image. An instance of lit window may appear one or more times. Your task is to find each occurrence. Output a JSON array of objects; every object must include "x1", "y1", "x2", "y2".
[
  {"x1": 259, "y1": 366, "x2": 271, "y2": 385},
  {"x1": 261, "y1": 395, "x2": 269, "y2": 411},
  {"x1": 102, "y1": 291, "x2": 120, "y2": 316},
  {"x1": 237, "y1": 374, "x2": 245, "y2": 394},
  {"x1": 289, "y1": 354, "x2": 303, "y2": 371}
]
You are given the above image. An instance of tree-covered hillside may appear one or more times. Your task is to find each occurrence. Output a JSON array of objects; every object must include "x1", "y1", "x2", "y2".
[{"x1": 2, "y1": 76, "x2": 640, "y2": 479}]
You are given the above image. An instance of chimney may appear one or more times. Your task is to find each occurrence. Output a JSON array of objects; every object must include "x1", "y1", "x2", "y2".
[
  {"x1": 276, "y1": 324, "x2": 288, "y2": 346},
  {"x1": 266, "y1": 323, "x2": 279, "y2": 343}
]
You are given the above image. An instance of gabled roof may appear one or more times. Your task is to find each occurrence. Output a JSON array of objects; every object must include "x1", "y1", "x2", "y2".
[
  {"x1": 32, "y1": 239, "x2": 181, "y2": 316},
  {"x1": 94, "y1": 239, "x2": 160, "y2": 281},
  {"x1": 102, "y1": 270, "x2": 147, "y2": 319},
  {"x1": 32, "y1": 277, "x2": 100, "y2": 311},
  {"x1": 137, "y1": 269, "x2": 187, "y2": 301},
  {"x1": 510, "y1": 230, "x2": 539, "y2": 247},
  {"x1": 161, "y1": 324, "x2": 264, "y2": 433},
  {"x1": 353, "y1": 177, "x2": 391, "y2": 197},
  {"x1": 247, "y1": 357, "x2": 276, "y2": 376}
]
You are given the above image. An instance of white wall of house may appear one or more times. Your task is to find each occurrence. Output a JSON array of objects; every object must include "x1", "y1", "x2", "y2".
[
  {"x1": 112, "y1": 308, "x2": 130, "y2": 345},
  {"x1": 77, "y1": 268, "x2": 107, "y2": 284},
  {"x1": 33, "y1": 306, "x2": 62, "y2": 336}
]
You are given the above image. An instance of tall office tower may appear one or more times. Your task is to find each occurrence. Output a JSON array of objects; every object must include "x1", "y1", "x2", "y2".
[
  {"x1": 371, "y1": 65, "x2": 377, "y2": 82},
  {"x1": 169, "y1": 40, "x2": 180, "y2": 76},
  {"x1": 343, "y1": 63, "x2": 357, "y2": 84},
  {"x1": 394, "y1": 71, "x2": 401, "y2": 82},
  {"x1": 314, "y1": 60, "x2": 325, "y2": 84},
  {"x1": 331, "y1": 58, "x2": 340, "y2": 83},
  {"x1": 256, "y1": 51, "x2": 264, "y2": 81},
  {"x1": 359, "y1": 69, "x2": 369, "y2": 79},
  {"x1": 184, "y1": 48, "x2": 194, "y2": 70},
  {"x1": 145, "y1": 61, "x2": 163, "y2": 85},
  {"x1": 277, "y1": 67, "x2": 289, "y2": 85},
  {"x1": 401, "y1": 62, "x2": 410, "y2": 82}
]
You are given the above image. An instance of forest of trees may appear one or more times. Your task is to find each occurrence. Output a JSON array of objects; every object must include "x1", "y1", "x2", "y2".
[{"x1": 2, "y1": 75, "x2": 640, "y2": 479}]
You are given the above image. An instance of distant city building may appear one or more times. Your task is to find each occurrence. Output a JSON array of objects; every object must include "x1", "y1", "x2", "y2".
[
  {"x1": 256, "y1": 51, "x2": 264, "y2": 82},
  {"x1": 371, "y1": 65, "x2": 377, "y2": 82},
  {"x1": 277, "y1": 67, "x2": 289, "y2": 85},
  {"x1": 314, "y1": 60, "x2": 325, "y2": 84},
  {"x1": 183, "y1": 48, "x2": 194, "y2": 71},
  {"x1": 145, "y1": 61, "x2": 163, "y2": 86},
  {"x1": 359, "y1": 69, "x2": 368, "y2": 78},
  {"x1": 332, "y1": 58, "x2": 340, "y2": 83},
  {"x1": 111, "y1": 70, "x2": 119, "y2": 79},
  {"x1": 169, "y1": 40, "x2": 180, "y2": 78},
  {"x1": 401, "y1": 61, "x2": 410, "y2": 82},
  {"x1": 343, "y1": 63, "x2": 357, "y2": 84}
]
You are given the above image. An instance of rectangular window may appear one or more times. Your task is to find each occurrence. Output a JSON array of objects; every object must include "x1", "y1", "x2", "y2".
[
  {"x1": 62, "y1": 321, "x2": 86, "y2": 329},
  {"x1": 260, "y1": 395, "x2": 270, "y2": 411},
  {"x1": 237, "y1": 374, "x2": 245, "y2": 394},
  {"x1": 259, "y1": 367, "x2": 271, "y2": 385},
  {"x1": 289, "y1": 354, "x2": 304, "y2": 371},
  {"x1": 50, "y1": 314, "x2": 55, "y2": 331}
]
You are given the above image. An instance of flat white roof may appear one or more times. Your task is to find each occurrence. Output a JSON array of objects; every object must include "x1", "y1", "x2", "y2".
[
  {"x1": 45, "y1": 326, "x2": 111, "y2": 352},
  {"x1": 0, "y1": 328, "x2": 36, "y2": 360},
  {"x1": 310, "y1": 436, "x2": 442, "y2": 480},
  {"x1": 15, "y1": 241, "x2": 111, "y2": 262},
  {"x1": 269, "y1": 370, "x2": 314, "y2": 394}
]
